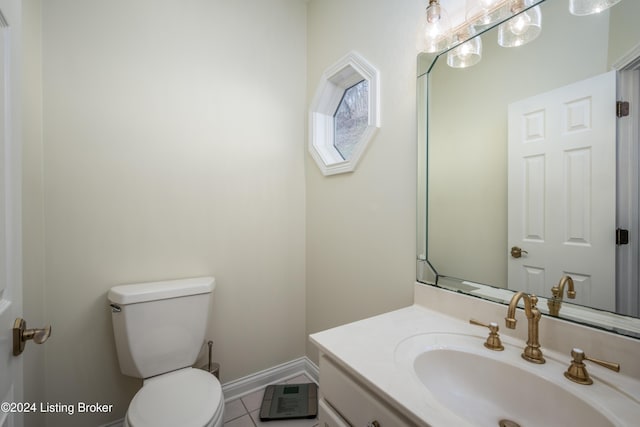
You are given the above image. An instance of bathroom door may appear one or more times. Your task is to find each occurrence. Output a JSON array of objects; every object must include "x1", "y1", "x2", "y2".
[
  {"x1": 0, "y1": 1, "x2": 24, "y2": 426},
  {"x1": 507, "y1": 71, "x2": 616, "y2": 311}
]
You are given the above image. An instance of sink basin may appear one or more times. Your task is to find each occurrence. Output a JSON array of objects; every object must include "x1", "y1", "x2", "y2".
[{"x1": 394, "y1": 333, "x2": 621, "y2": 427}]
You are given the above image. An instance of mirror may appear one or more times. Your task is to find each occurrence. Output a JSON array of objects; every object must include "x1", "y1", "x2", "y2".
[{"x1": 417, "y1": 0, "x2": 640, "y2": 338}]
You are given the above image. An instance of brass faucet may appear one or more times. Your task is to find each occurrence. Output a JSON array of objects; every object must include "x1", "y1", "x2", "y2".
[
  {"x1": 505, "y1": 292, "x2": 545, "y2": 364},
  {"x1": 564, "y1": 348, "x2": 620, "y2": 385},
  {"x1": 547, "y1": 275, "x2": 576, "y2": 316}
]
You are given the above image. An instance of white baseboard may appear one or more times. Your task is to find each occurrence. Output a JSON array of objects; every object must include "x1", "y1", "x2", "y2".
[
  {"x1": 222, "y1": 356, "x2": 318, "y2": 402},
  {"x1": 98, "y1": 357, "x2": 319, "y2": 427}
]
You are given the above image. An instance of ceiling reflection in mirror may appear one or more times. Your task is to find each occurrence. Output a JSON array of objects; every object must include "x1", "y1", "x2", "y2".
[{"x1": 417, "y1": 0, "x2": 640, "y2": 338}]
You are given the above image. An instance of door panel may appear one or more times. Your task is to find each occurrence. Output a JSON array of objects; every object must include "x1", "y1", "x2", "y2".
[
  {"x1": 508, "y1": 71, "x2": 616, "y2": 311},
  {"x1": 0, "y1": 1, "x2": 22, "y2": 426}
]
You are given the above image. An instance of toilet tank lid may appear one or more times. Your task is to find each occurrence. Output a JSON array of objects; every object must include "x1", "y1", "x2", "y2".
[{"x1": 108, "y1": 276, "x2": 215, "y2": 305}]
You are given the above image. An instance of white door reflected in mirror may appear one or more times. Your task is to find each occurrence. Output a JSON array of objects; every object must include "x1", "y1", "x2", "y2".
[{"x1": 507, "y1": 71, "x2": 616, "y2": 311}]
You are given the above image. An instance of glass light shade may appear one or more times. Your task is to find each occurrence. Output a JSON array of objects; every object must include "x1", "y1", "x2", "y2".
[
  {"x1": 466, "y1": 0, "x2": 510, "y2": 29},
  {"x1": 447, "y1": 32, "x2": 482, "y2": 68},
  {"x1": 569, "y1": 0, "x2": 621, "y2": 16},
  {"x1": 423, "y1": 0, "x2": 452, "y2": 53},
  {"x1": 498, "y1": 2, "x2": 542, "y2": 47}
]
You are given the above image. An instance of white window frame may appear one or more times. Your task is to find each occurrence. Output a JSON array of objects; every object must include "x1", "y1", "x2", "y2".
[{"x1": 309, "y1": 51, "x2": 380, "y2": 176}]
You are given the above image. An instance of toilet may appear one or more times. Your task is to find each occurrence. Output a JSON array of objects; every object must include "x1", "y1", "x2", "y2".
[{"x1": 108, "y1": 276, "x2": 224, "y2": 427}]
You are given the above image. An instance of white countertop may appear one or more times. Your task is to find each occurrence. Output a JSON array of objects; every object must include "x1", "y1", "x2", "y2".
[
  {"x1": 309, "y1": 284, "x2": 640, "y2": 427},
  {"x1": 311, "y1": 304, "x2": 478, "y2": 426}
]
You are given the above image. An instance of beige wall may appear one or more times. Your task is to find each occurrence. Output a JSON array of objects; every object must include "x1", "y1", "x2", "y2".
[
  {"x1": 33, "y1": 0, "x2": 306, "y2": 426},
  {"x1": 24, "y1": 0, "x2": 428, "y2": 424},
  {"x1": 609, "y1": 0, "x2": 640, "y2": 65},
  {"x1": 305, "y1": 0, "x2": 421, "y2": 362}
]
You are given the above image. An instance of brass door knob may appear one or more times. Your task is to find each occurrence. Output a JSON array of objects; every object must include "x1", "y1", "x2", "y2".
[
  {"x1": 510, "y1": 246, "x2": 528, "y2": 258},
  {"x1": 13, "y1": 318, "x2": 52, "y2": 356}
]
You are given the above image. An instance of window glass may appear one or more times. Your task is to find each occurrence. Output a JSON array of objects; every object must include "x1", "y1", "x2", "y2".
[{"x1": 333, "y1": 80, "x2": 369, "y2": 160}]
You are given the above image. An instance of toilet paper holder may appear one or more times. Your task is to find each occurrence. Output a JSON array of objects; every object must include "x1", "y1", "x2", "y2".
[{"x1": 200, "y1": 340, "x2": 220, "y2": 379}]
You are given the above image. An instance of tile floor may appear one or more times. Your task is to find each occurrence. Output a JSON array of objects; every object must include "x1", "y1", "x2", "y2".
[{"x1": 223, "y1": 374, "x2": 320, "y2": 427}]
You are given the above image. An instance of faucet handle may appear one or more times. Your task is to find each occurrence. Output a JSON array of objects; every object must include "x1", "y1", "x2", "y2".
[
  {"x1": 564, "y1": 348, "x2": 620, "y2": 385},
  {"x1": 469, "y1": 319, "x2": 504, "y2": 351}
]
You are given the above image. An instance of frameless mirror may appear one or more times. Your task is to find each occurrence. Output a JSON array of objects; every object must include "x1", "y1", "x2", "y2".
[{"x1": 417, "y1": 0, "x2": 640, "y2": 338}]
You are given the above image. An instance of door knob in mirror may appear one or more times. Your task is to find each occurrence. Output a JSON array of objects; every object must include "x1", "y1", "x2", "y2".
[{"x1": 510, "y1": 246, "x2": 528, "y2": 258}]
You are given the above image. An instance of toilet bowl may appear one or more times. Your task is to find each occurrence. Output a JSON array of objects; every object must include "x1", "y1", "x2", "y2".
[{"x1": 108, "y1": 277, "x2": 225, "y2": 427}]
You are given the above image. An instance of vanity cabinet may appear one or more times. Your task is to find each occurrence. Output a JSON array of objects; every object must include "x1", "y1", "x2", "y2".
[{"x1": 318, "y1": 354, "x2": 416, "y2": 427}]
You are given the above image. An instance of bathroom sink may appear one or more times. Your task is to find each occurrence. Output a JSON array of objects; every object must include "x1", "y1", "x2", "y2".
[{"x1": 394, "y1": 333, "x2": 624, "y2": 427}]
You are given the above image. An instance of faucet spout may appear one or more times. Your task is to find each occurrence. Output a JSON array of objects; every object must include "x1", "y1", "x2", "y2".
[
  {"x1": 505, "y1": 291, "x2": 545, "y2": 364},
  {"x1": 557, "y1": 275, "x2": 576, "y2": 298},
  {"x1": 547, "y1": 275, "x2": 576, "y2": 316}
]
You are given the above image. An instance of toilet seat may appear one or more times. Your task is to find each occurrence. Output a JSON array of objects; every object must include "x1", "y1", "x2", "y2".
[{"x1": 126, "y1": 368, "x2": 224, "y2": 427}]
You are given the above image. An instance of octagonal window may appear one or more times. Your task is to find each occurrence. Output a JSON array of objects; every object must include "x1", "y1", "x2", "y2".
[
  {"x1": 309, "y1": 51, "x2": 380, "y2": 176},
  {"x1": 334, "y1": 80, "x2": 369, "y2": 160}
]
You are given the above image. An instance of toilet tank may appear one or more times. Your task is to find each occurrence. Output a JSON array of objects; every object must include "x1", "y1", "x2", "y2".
[{"x1": 108, "y1": 277, "x2": 215, "y2": 379}]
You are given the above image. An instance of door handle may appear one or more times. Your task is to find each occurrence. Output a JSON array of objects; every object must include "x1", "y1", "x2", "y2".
[
  {"x1": 13, "y1": 318, "x2": 52, "y2": 356},
  {"x1": 510, "y1": 246, "x2": 528, "y2": 258}
]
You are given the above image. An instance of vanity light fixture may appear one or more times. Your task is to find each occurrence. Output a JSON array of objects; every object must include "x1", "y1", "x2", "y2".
[
  {"x1": 569, "y1": 0, "x2": 621, "y2": 16},
  {"x1": 425, "y1": 0, "x2": 621, "y2": 68},
  {"x1": 466, "y1": 0, "x2": 510, "y2": 28},
  {"x1": 447, "y1": 28, "x2": 483, "y2": 68},
  {"x1": 424, "y1": 0, "x2": 544, "y2": 69},
  {"x1": 423, "y1": 0, "x2": 452, "y2": 53},
  {"x1": 497, "y1": 0, "x2": 542, "y2": 47}
]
